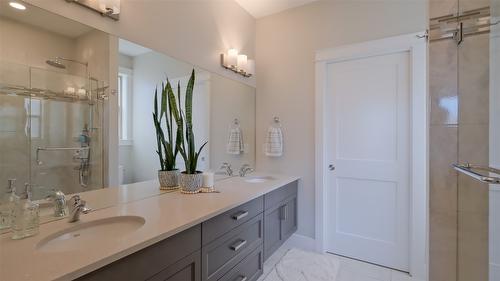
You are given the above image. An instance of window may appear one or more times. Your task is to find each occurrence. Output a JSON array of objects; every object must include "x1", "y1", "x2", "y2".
[
  {"x1": 25, "y1": 98, "x2": 42, "y2": 138},
  {"x1": 118, "y1": 67, "x2": 133, "y2": 145}
]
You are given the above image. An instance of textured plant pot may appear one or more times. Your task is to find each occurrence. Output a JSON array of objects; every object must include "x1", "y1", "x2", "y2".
[
  {"x1": 158, "y1": 170, "x2": 180, "y2": 190},
  {"x1": 179, "y1": 172, "x2": 203, "y2": 194}
]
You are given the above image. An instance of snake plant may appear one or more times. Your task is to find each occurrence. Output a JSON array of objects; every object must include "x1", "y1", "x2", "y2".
[
  {"x1": 172, "y1": 69, "x2": 207, "y2": 174},
  {"x1": 153, "y1": 80, "x2": 181, "y2": 171}
]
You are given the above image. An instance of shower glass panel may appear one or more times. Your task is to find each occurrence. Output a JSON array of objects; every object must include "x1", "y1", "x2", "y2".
[
  {"x1": 0, "y1": 61, "x2": 104, "y2": 201},
  {"x1": 429, "y1": 0, "x2": 498, "y2": 280},
  {"x1": 457, "y1": 0, "x2": 500, "y2": 280},
  {"x1": 0, "y1": 61, "x2": 31, "y2": 191}
]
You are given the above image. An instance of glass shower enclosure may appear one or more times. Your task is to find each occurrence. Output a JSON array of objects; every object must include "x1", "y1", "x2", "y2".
[
  {"x1": 429, "y1": 0, "x2": 499, "y2": 280},
  {"x1": 0, "y1": 60, "x2": 105, "y2": 200}
]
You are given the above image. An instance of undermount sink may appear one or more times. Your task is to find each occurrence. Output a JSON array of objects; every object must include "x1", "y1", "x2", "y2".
[
  {"x1": 244, "y1": 176, "x2": 276, "y2": 183},
  {"x1": 36, "y1": 216, "x2": 145, "y2": 253}
]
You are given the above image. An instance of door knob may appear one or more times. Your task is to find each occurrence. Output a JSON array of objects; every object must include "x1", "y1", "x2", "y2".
[{"x1": 328, "y1": 164, "x2": 335, "y2": 171}]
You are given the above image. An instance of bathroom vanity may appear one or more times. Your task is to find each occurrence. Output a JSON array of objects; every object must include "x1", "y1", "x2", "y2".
[{"x1": 0, "y1": 174, "x2": 298, "y2": 281}]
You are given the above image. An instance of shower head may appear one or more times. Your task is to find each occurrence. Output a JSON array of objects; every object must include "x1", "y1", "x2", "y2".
[{"x1": 46, "y1": 58, "x2": 66, "y2": 69}]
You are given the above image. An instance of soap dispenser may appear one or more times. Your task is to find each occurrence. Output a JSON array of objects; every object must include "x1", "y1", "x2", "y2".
[
  {"x1": 11, "y1": 183, "x2": 39, "y2": 240},
  {"x1": 0, "y1": 179, "x2": 19, "y2": 230}
]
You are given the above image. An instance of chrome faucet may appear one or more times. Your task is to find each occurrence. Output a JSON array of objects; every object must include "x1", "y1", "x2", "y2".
[
  {"x1": 239, "y1": 164, "x2": 254, "y2": 177},
  {"x1": 220, "y1": 162, "x2": 233, "y2": 176},
  {"x1": 67, "y1": 195, "x2": 91, "y2": 223}
]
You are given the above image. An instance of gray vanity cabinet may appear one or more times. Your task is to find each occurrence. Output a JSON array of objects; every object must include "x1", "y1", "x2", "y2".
[
  {"x1": 148, "y1": 251, "x2": 201, "y2": 281},
  {"x1": 263, "y1": 181, "x2": 298, "y2": 261},
  {"x1": 201, "y1": 196, "x2": 264, "y2": 281},
  {"x1": 76, "y1": 225, "x2": 201, "y2": 281},
  {"x1": 76, "y1": 180, "x2": 297, "y2": 281}
]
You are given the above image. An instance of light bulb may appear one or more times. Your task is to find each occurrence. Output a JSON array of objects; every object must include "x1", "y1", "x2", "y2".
[{"x1": 9, "y1": 2, "x2": 26, "y2": 10}]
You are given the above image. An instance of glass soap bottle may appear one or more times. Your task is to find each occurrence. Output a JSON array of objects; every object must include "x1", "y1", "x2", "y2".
[
  {"x1": 0, "y1": 179, "x2": 19, "y2": 230},
  {"x1": 11, "y1": 183, "x2": 39, "y2": 240}
]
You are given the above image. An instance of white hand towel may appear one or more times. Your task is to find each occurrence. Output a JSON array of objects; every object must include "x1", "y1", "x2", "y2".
[
  {"x1": 227, "y1": 127, "x2": 243, "y2": 154},
  {"x1": 265, "y1": 126, "x2": 283, "y2": 157}
]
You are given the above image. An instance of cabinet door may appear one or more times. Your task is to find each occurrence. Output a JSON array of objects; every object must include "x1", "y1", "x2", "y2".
[
  {"x1": 281, "y1": 195, "x2": 297, "y2": 241},
  {"x1": 148, "y1": 251, "x2": 201, "y2": 281},
  {"x1": 264, "y1": 204, "x2": 282, "y2": 260}
]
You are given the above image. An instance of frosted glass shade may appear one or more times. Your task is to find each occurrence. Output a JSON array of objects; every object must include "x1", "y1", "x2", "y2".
[
  {"x1": 237, "y1": 54, "x2": 247, "y2": 71},
  {"x1": 227, "y1": 49, "x2": 238, "y2": 67}
]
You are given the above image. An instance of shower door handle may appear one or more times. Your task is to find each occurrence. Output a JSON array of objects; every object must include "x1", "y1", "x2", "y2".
[{"x1": 453, "y1": 163, "x2": 500, "y2": 184}]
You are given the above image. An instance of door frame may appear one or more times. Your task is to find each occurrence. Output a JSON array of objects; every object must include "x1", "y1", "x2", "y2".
[{"x1": 314, "y1": 32, "x2": 429, "y2": 280}]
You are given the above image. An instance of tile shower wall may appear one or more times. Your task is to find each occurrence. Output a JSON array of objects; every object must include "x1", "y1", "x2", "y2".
[
  {"x1": 457, "y1": 32, "x2": 490, "y2": 281},
  {"x1": 429, "y1": 0, "x2": 491, "y2": 280},
  {"x1": 429, "y1": 38, "x2": 459, "y2": 281}
]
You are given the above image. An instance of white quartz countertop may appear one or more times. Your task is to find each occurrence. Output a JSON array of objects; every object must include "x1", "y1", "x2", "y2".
[{"x1": 0, "y1": 173, "x2": 299, "y2": 281}]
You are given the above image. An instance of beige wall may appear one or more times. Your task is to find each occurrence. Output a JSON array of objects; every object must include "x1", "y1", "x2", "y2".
[
  {"x1": 210, "y1": 74, "x2": 256, "y2": 170},
  {"x1": 25, "y1": 0, "x2": 256, "y2": 87},
  {"x1": 255, "y1": 0, "x2": 427, "y2": 238},
  {"x1": 0, "y1": 17, "x2": 75, "y2": 70}
]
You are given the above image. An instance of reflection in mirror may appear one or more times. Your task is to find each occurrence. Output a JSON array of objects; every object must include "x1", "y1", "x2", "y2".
[
  {"x1": 0, "y1": 2, "x2": 111, "y2": 229},
  {"x1": 0, "y1": 2, "x2": 256, "y2": 232},
  {"x1": 490, "y1": 1, "x2": 499, "y2": 280},
  {"x1": 0, "y1": 3, "x2": 109, "y2": 198},
  {"x1": 117, "y1": 39, "x2": 256, "y2": 185}
]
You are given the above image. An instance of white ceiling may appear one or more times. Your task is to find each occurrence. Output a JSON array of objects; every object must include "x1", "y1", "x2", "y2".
[
  {"x1": 118, "y1": 39, "x2": 152, "y2": 57},
  {"x1": 235, "y1": 0, "x2": 319, "y2": 18}
]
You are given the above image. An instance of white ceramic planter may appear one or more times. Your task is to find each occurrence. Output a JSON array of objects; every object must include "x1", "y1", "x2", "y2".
[
  {"x1": 158, "y1": 170, "x2": 180, "y2": 190},
  {"x1": 179, "y1": 172, "x2": 203, "y2": 194}
]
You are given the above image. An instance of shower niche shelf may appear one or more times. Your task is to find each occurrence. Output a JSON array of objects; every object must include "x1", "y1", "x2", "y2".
[{"x1": 0, "y1": 83, "x2": 108, "y2": 103}]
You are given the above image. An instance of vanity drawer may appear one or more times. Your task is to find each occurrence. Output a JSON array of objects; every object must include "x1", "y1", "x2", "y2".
[
  {"x1": 264, "y1": 180, "x2": 297, "y2": 210},
  {"x1": 202, "y1": 214, "x2": 263, "y2": 281},
  {"x1": 77, "y1": 224, "x2": 201, "y2": 281},
  {"x1": 202, "y1": 196, "x2": 263, "y2": 245},
  {"x1": 219, "y1": 245, "x2": 263, "y2": 281}
]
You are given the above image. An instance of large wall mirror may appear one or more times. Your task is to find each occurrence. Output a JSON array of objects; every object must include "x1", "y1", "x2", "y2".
[
  {"x1": 117, "y1": 39, "x2": 256, "y2": 185},
  {"x1": 0, "y1": 2, "x2": 255, "y2": 227}
]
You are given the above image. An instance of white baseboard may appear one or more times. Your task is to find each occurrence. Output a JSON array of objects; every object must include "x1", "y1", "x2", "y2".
[{"x1": 283, "y1": 234, "x2": 317, "y2": 252}]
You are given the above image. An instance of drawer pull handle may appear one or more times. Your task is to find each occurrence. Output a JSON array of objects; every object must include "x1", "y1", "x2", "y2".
[
  {"x1": 280, "y1": 205, "x2": 288, "y2": 221},
  {"x1": 235, "y1": 276, "x2": 247, "y2": 281},
  {"x1": 232, "y1": 211, "x2": 249, "y2": 221},
  {"x1": 230, "y1": 239, "x2": 247, "y2": 251}
]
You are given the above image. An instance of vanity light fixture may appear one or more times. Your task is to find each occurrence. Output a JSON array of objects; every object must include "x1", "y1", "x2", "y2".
[
  {"x1": 65, "y1": 0, "x2": 120, "y2": 21},
  {"x1": 221, "y1": 49, "x2": 254, "y2": 78},
  {"x1": 9, "y1": 1, "x2": 26, "y2": 10}
]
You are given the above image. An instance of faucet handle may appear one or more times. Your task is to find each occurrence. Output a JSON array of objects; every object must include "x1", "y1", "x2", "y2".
[
  {"x1": 7, "y1": 178, "x2": 16, "y2": 193},
  {"x1": 68, "y1": 195, "x2": 82, "y2": 208},
  {"x1": 81, "y1": 202, "x2": 92, "y2": 214},
  {"x1": 239, "y1": 164, "x2": 254, "y2": 177},
  {"x1": 48, "y1": 190, "x2": 68, "y2": 218}
]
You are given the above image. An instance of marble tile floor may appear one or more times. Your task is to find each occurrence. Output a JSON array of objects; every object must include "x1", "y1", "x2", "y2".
[{"x1": 258, "y1": 245, "x2": 418, "y2": 281}]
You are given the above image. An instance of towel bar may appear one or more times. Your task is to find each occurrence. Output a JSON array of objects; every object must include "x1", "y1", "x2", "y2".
[{"x1": 452, "y1": 163, "x2": 500, "y2": 184}]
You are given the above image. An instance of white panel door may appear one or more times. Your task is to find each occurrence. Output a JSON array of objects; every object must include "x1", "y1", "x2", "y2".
[{"x1": 325, "y1": 51, "x2": 410, "y2": 271}]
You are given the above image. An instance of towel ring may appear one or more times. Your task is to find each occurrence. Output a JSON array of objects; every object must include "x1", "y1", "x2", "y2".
[{"x1": 272, "y1": 116, "x2": 281, "y2": 128}]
